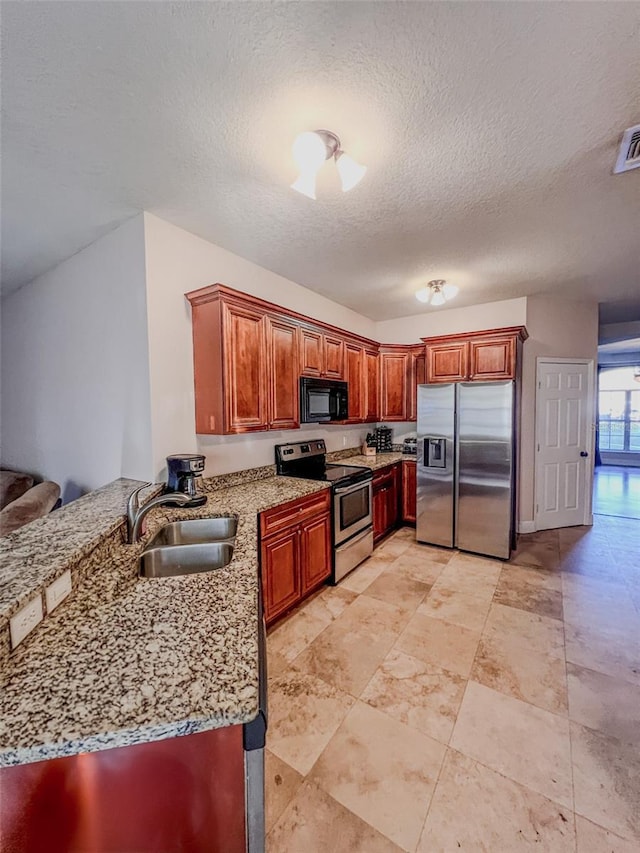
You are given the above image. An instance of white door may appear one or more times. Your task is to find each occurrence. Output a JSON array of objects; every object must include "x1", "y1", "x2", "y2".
[{"x1": 535, "y1": 360, "x2": 592, "y2": 530}]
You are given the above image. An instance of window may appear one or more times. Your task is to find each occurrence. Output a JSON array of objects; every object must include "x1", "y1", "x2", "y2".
[{"x1": 598, "y1": 367, "x2": 640, "y2": 453}]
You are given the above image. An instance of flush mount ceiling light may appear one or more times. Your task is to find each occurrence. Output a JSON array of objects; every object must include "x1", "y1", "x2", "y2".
[
  {"x1": 291, "y1": 130, "x2": 367, "y2": 200},
  {"x1": 415, "y1": 279, "x2": 459, "y2": 306}
]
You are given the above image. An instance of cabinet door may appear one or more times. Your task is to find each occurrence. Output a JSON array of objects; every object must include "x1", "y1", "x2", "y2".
[
  {"x1": 345, "y1": 343, "x2": 365, "y2": 422},
  {"x1": 372, "y1": 483, "x2": 387, "y2": 542},
  {"x1": 380, "y1": 352, "x2": 408, "y2": 420},
  {"x1": 469, "y1": 337, "x2": 516, "y2": 380},
  {"x1": 407, "y1": 349, "x2": 426, "y2": 421},
  {"x1": 267, "y1": 317, "x2": 300, "y2": 430},
  {"x1": 364, "y1": 350, "x2": 379, "y2": 422},
  {"x1": 323, "y1": 335, "x2": 345, "y2": 379},
  {"x1": 223, "y1": 303, "x2": 268, "y2": 432},
  {"x1": 300, "y1": 513, "x2": 332, "y2": 594},
  {"x1": 426, "y1": 342, "x2": 469, "y2": 383},
  {"x1": 402, "y1": 460, "x2": 417, "y2": 523},
  {"x1": 261, "y1": 529, "x2": 300, "y2": 625},
  {"x1": 300, "y1": 328, "x2": 323, "y2": 377},
  {"x1": 386, "y1": 464, "x2": 400, "y2": 530}
]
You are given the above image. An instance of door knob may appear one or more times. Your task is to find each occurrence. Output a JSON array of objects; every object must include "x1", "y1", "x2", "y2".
[{"x1": 580, "y1": 451, "x2": 589, "y2": 457}]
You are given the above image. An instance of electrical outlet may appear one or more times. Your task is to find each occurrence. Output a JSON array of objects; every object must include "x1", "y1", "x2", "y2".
[
  {"x1": 45, "y1": 570, "x2": 72, "y2": 613},
  {"x1": 10, "y1": 595, "x2": 44, "y2": 649}
]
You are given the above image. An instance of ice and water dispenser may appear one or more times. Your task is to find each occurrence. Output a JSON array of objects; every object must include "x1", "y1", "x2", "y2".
[{"x1": 423, "y1": 437, "x2": 446, "y2": 468}]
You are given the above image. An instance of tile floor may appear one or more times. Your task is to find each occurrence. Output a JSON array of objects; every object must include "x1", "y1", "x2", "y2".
[{"x1": 265, "y1": 515, "x2": 640, "y2": 852}]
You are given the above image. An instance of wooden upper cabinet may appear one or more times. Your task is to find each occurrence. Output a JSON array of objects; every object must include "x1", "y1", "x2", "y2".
[
  {"x1": 469, "y1": 336, "x2": 516, "y2": 381},
  {"x1": 299, "y1": 328, "x2": 323, "y2": 377},
  {"x1": 223, "y1": 302, "x2": 268, "y2": 432},
  {"x1": 379, "y1": 349, "x2": 409, "y2": 421},
  {"x1": 364, "y1": 350, "x2": 380, "y2": 423},
  {"x1": 300, "y1": 328, "x2": 344, "y2": 379},
  {"x1": 423, "y1": 328, "x2": 527, "y2": 384},
  {"x1": 267, "y1": 316, "x2": 299, "y2": 430},
  {"x1": 344, "y1": 343, "x2": 365, "y2": 422},
  {"x1": 426, "y1": 341, "x2": 469, "y2": 383},
  {"x1": 407, "y1": 346, "x2": 426, "y2": 421},
  {"x1": 323, "y1": 335, "x2": 345, "y2": 379}
]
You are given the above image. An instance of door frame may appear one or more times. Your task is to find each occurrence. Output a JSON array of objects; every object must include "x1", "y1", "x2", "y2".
[{"x1": 534, "y1": 357, "x2": 596, "y2": 531}]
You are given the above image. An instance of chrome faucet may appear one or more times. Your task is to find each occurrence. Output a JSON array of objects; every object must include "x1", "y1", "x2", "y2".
[{"x1": 127, "y1": 485, "x2": 195, "y2": 544}]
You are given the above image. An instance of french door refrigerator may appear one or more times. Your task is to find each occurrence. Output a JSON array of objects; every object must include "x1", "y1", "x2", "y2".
[{"x1": 416, "y1": 381, "x2": 516, "y2": 560}]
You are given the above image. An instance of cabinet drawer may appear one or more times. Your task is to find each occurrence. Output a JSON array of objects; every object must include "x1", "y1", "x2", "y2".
[
  {"x1": 260, "y1": 489, "x2": 331, "y2": 539},
  {"x1": 373, "y1": 463, "x2": 399, "y2": 487}
]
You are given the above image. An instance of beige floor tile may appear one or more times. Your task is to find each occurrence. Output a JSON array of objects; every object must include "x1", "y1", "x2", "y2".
[
  {"x1": 267, "y1": 667, "x2": 354, "y2": 775},
  {"x1": 395, "y1": 611, "x2": 481, "y2": 677},
  {"x1": 265, "y1": 749, "x2": 303, "y2": 834},
  {"x1": 493, "y1": 571, "x2": 563, "y2": 621},
  {"x1": 500, "y1": 561, "x2": 563, "y2": 592},
  {"x1": 361, "y1": 648, "x2": 466, "y2": 744},
  {"x1": 483, "y1": 602, "x2": 565, "y2": 659},
  {"x1": 309, "y1": 700, "x2": 446, "y2": 852},
  {"x1": 562, "y1": 584, "x2": 640, "y2": 635},
  {"x1": 390, "y1": 551, "x2": 448, "y2": 586},
  {"x1": 575, "y1": 815, "x2": 639, "y2": 853},
  {"x1": 510, "y1": 535, "x2": 561, "y2": 571},
  {"x1": 362, "y1": 569, "x2": 431, "y2": 612},
  {"x1": 294, "y1": 595, "x2": 410, "y2": 696},
  {"x1": 418, "y1": 585, "x2": 493, "y2": 632},
  {"x1": 267, "y1": 780, "x2": 403, "y2": 853},
  {"x1": 267, "y1": 602, "x2": 333, "y2": 664},
  {"x1": 340, "y1": 555, "x2": 388, "y2": 593},
  {"x1": 375, "y1": 536, "x2": 412, "y2": 560},
  {"x1": 571, "y1": 721, "x2": 640, "y2": 843},
  {"x1": 443, "y1": 551, "x2": 504, "y2": 583},
  {"x1": 471, "y1": 635, "x2": 568, "y2": 715},
  {"x1": 310, "y1": 584, "x2": 358, "y2": 620},
  {"x1": 564, "y1": 623, "x2": 640, "y2": 687},
  {"x1": 567, "y1": 662, "x2": 640, "y2": 742},
  {"x1": 450, "y1": 681, "x2": 573, "y2": 808},
  {"x1": 417, "y1": 748, "x2": 575, "y2": 852},
  {"x1": 404, "y1": 541, "x2": 453, "y2": 565}
]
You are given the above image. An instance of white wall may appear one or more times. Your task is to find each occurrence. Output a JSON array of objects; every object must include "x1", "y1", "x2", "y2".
[
  {"x1": 519, "y1": 295, "x2": 599, "y2": 527},
  {"x1": 143, "y1": 214, "x2": 377, "y2": 479},
  {"x1": 0, "y1": 215, "x2": 152, "y2": 500},
  {"x1": 374, "y1": 297, "x2": 528, "y2": 344}
]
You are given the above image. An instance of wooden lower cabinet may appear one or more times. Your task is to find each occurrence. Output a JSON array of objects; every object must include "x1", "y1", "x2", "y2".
[
  {"x1": 372, "y1": 463, "x2": 400, "y2": 543},
  {"x1": 402, "y1": 460, "x2": 417, "y2": 523},
  {"x1": 260, "y1": 491, "x2": 332, "y2": 625},
  {"x1": 261, "y1": 529, "x2": 300, "y2": 622}
]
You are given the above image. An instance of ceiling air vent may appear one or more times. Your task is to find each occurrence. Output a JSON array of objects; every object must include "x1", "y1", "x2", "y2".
[{"x1": 613, "y1": 124, "x2": 640, "y2": 174}]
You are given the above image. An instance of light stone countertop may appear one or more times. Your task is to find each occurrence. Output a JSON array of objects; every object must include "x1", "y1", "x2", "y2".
[
  {"x1": 0, "y1": 475, "x2": 330, "y2": 767},
  {"x1": 342, "y1": 451, "x2": 410, "y2": 470}
]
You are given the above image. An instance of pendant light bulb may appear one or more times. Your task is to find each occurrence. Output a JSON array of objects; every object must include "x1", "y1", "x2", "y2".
[
  {"x1": 415, "y1": 288, "x2": 431, "y2": 303},
  {"x1": 336, "y1": 152, "x2": 367, "y2": 192},
  {"x1": 430, "y1": 290, "x2": 446, "y2": 307},
  {"x1": 292, "y1": 131, "x2": 328, "y2": 173},
  {"x1": 442, "y1": 283, "x2": 458, "y2": 300},
  {"x1": 290, "y1": 171, "x2": 317, "y2": 200}
]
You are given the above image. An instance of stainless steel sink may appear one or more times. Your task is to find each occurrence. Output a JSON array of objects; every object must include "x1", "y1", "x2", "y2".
[
  {"x1": 145, "y1": 516, "x2": 238, "y2": 549},
  {"x1": 139, "y1": 542, "x2": 234, "y2": 578}
]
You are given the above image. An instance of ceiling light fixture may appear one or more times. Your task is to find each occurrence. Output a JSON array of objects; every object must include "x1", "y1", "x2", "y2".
[
  {"x1": 415, "y1": 280, "x2": 459, "y2": 306},
  {"x1": 291, "y1": 130, "x2": 366, "y2": 199}
]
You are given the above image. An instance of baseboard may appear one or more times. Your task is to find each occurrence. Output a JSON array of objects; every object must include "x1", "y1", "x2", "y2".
[{"x1": 518, "y1": 520, "x2": 536, "y2": 534}]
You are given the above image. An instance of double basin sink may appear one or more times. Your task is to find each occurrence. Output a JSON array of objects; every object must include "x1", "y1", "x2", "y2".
[{"x1": 139, "y1": 517, "x2": 238, "y2": 578}]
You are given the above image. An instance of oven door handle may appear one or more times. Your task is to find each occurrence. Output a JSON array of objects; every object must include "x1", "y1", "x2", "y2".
[{"x1": 334, "y1": 480, "x2": 372, "y2": 495}]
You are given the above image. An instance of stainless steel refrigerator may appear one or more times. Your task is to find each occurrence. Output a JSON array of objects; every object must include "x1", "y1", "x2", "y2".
[{"x1": 416, "y1": 381, "x2": 516, "y2": 560}]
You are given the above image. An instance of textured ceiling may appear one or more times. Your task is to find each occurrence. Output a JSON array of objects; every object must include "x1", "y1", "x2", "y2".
[{"x1": 2, "y1": 1, "x2": 640, "y2": 320}]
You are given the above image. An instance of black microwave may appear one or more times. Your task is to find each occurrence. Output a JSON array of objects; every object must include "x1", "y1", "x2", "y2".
[{"x1": 300, "y1": 377, "x2": 348, "y2": 423}]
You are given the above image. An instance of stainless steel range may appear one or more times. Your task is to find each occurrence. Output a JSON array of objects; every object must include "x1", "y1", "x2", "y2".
[{"x1": 275, "y1": 440, "x2": 373, "y2": 582}]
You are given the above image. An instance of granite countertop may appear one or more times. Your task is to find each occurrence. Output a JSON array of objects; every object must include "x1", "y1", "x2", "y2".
[
  {"x1": 343, "y1": 451, "x2": 408, "y2": 471},
  {"x1": 0, "y1": 475, "x2": 330, "y2": 767}
]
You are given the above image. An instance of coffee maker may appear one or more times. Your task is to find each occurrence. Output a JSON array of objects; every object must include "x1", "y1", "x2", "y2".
[{"x1": 166, "y1": 454, "x2": 206, "y2": 502}]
